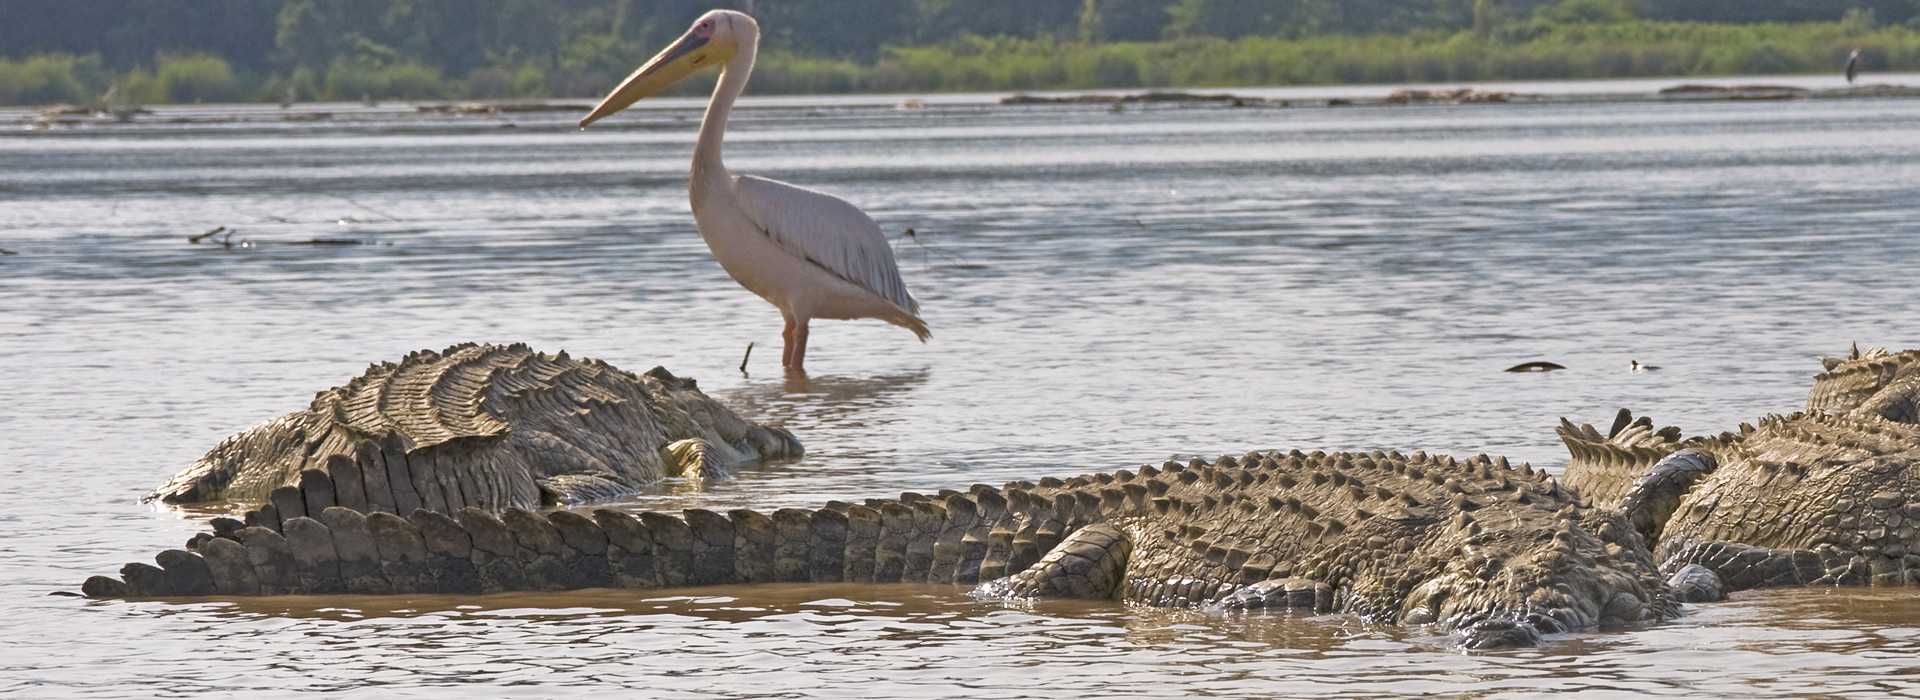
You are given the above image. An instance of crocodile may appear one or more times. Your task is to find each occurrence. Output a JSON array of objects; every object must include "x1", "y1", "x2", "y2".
[
  {"x1": 1558, "y1": 345, "x2": 1920, "y2": 599},
  {"x1": 84, "y1": 448, "x2": 1677, "y2": 649},
  {"x1": 147, "y1": 342, "x2": 804, "y2": 512}
]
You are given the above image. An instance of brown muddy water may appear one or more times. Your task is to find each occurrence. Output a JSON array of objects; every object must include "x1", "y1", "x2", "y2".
[{"x1": 5, "y1": 75, "x2": 1920, "y2": 697}]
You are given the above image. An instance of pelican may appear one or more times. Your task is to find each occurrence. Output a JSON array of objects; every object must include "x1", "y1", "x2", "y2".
[
  {"x1": 1847, "y1": 48, "x2": 1863, "y2": 84},
  {"x1": 578, "y1": 10, "x2": 927, "y2": 373}
]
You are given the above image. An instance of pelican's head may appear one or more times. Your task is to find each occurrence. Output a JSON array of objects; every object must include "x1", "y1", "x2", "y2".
[{"x1": 579, "y1": 10, "x2": 759, "y2": 128}]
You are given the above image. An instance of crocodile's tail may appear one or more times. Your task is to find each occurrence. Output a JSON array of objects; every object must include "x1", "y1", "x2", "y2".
[{"x1": 80, "y1": 470, "x2": 1130, "y2": 598}]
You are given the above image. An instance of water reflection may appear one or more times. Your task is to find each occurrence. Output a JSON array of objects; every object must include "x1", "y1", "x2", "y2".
[
  {"x1": 60, "y1": 585, "x2": 1920, "y2": 697},
  {"x1": 729, "y1": 367, "x2": 932, "y2": 427}
]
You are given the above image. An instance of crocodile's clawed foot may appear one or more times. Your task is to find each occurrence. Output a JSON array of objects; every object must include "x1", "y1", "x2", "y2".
[
  {"x1": 664, "y1": 438, "x2": 728, "y2": 482},
  {"x1": 1459, "y1": 618, "x2": 1543, "y2": 650},
  {"x1": 976, "y1": 523, "x2": 1131, "y2": 600},
  {"x1": 1666, "y1": 563, "x2": 1727, "y2": 603},
  {"x1": 537, "y1": 474, "x2": 634, "y2": 507},
  {"x1": 1211, "y1": 577, "x2": 1330, "y2": 612},
  {"x1": 1661, "y1": 540, "x2": 1838, "y2": 589}
]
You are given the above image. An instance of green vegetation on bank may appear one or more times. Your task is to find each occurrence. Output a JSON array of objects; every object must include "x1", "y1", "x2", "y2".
[
  {"x1": 788, "y1": 19, "x2": 1918, "y2": 93},
  {"x1": 1, "y1": 0, "x2": 1915, "y2": 105}
]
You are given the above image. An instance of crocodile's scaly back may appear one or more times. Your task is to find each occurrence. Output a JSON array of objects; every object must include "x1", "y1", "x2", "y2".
[
  {"x1": 1564, "y1": 346, "x2": 1920, "y2": 594},
  {"x1": 1557, "y1": 409, "x2": 1687, "y2": 509},
  {"x1": 1656, "y1": 410, "x2": 1920, "y2": 588},
  {"x1": 1808, "y1": 346, "x2": 1920, "y2": 416},
  {"x1": 149, "y1": 343, "x2": 802, "y2": 509},
  {"x1": 79, "y1": 343, "x2": 1920, "y2": 648},
  {"x1": 89, "y1": 448, "x2": 1675, "y2": 649},
  {"x1": 1040, "y1": 450, "x2": 1673, "y2": 643}
]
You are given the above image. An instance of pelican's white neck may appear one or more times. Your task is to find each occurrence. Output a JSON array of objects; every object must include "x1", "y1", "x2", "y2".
[{"x1": 692, "y1": 34, "x2": 757, "y2": 191}]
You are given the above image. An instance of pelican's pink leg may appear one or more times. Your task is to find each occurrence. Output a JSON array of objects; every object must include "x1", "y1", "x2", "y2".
[
  {"x1": 781, "y1": 316, "x2": 797, "y2": 368},
  {"x1": 790, "y1": 318, "x2": 810, "y2": 372}
]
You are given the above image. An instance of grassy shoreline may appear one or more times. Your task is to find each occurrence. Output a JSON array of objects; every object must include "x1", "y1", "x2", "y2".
[{"x1": 4, "y1": 19, "x2": 1916, "y2": 107}]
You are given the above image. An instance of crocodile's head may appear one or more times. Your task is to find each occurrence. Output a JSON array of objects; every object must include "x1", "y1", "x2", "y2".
[
  {"x1": 1399, "y1": 508, "x2": 1676, "y2": 649},
  {"x1": 639, "y1": 366, "x2": 805, "y2": 471},
  {"x1": 148, "y1": 412, "x2": 318, "y2": 504}
]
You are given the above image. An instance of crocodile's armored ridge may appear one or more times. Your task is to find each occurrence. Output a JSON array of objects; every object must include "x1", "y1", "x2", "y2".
[
  {"x1": 87, "y1": 448, "x2": 1676, "y2": 649},
  {"x1": 148, "y1": 343, "x2": 804, "y2": 511},
  {"x1": 1559, "y1": 346, "x2": 1920, "y2": 597}
]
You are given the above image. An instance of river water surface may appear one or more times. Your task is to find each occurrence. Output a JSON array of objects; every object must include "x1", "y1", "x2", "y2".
[{"x1": 4, "y1": 76, "x2": 1920, "y2": 697}]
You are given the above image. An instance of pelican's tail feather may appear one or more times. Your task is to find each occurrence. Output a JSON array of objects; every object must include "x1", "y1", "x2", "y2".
[{"x1": 883, "y1": 306, "x2": 931, "y2": 343}]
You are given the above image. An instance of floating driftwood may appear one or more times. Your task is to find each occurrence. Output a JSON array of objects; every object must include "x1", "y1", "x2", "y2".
[
  {"x1": 1505, "y1": 361, "x2": 1567, "y2": 373},
  {"x1": 187, "y1": 226, "x2": 228, "y2": 244},
  {"x1": 1821, "y1": 83, "x2": 1920, "y2": 98},
  {"x1": 1001, "y1": 83, "x2": 1920, "y2": 111},
  {"x1": 1003, "y1": 88, "x2": 1523, "y2": 109},
  {"x1": 417, "y1": 101, "x2": 591, "y2": 115},
  {"x1": 187, "y1": 225, "x2": 381, "y2": 250},
  {"x1": 1653, "y1": 83, "x2": 1920, "y2": 100},
  {"x1": 1003, "y1": 91, "x2": 1281, "y2": 107},
  {"x1": 37, "y1": 104, "x2": 93, "y2": 117},
  {"x1": 1661, "y1": 83, "x2": 1806, "y2": 95},
  {"x1": 1384, "y1": 87, "x2": 1512, "y2": 104},
  {"x1": 1659, "y1": 84, "x2": 1809, "y2": 100},
  {"x1": 32, "y1": 104, "x2": 153, "y2": 126},
  {"x1": 899, "y1": 227, "x2": 971, "y2": 267}
]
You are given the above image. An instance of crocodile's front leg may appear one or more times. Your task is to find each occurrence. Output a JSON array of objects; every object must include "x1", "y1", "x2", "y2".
[
  {"x1": 534, "y1": 438, "x2": 738, "y2": 505},
  {"x1": 978, "y1": 523, "x2": 1337, "y2": 613},
  {"x1": 1658, "y1": 540, "x2": 1839, "y2": 591}
]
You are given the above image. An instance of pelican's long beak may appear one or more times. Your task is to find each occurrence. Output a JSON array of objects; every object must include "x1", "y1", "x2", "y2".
[{"x1": 579, "y1": 32, "x2": 717, "y2": 128}]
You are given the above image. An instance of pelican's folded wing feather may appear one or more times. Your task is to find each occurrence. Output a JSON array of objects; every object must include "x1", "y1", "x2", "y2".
[{"x1": 731, "y1": 174, "x2": 918, "y2": 314}]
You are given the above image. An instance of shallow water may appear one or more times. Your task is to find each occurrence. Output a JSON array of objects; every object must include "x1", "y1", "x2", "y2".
[{"x1": 4, "y1": 81, "x2": 1920, "y2": 697}]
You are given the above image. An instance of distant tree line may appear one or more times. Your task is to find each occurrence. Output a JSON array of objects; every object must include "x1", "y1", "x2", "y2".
[{"x1": 0, "y1": 0, "x2": 1915, "y2": 104}]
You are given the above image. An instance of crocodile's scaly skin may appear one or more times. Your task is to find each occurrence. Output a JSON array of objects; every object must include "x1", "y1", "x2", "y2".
[
  {"x1": 148, "y1": 343, "x2": 802, "y2": 510},
  {"x1": 1556, "y1": 409, "x2": 1687, "y2": 507},
  {"x1": 87, "y1": 448, "x2": 1676, "y2": 649},
  {"x1": 1655, "y1": 411, "x2": 1920, "y2": 587},
  {"x1": 1808, "y1": 346, "x2": 1920, "y2": 416},
  {"x1": 1562, "y1": 346, "x2": 1920, "y2": 592}
]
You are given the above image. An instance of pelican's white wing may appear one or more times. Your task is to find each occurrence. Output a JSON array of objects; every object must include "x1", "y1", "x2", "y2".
[{"x1": 731, "y1": 174, "x2": 918, "y2": 314}]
